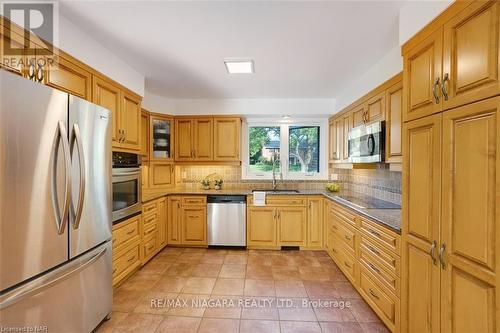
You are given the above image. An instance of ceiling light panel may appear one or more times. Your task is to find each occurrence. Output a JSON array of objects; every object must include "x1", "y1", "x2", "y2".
[{"x1": 224, "y1": 60, "x2": 254, "y2": 74}]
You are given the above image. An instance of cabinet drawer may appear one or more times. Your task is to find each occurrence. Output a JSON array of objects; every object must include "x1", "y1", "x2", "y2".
[
  {"x1": 360, "y1": 235, "x2": 400, "y2": 277},
  {"x1": 360, "y1": 267, "x2": 397, "y2": 326},
  {"x1": 143, "y1": 236, "x2": 157, "y2": 260},
  {"x1": 143, "y1": 223, "x2": 157, "y2": 238},
  {"x1": 333, "y1": 222, "x2": 356, "y2": 254},
  {"x1": 142, "y1": 200, "x2": 158, "y2": 214},
  {"x1": 331, "y1": 203, "x2": 357, "y2": 229},
  {"x1": 359, "y1": 250, "x2": 399, "y2": 296},
  {"x1": 339, "y1": 247, "x2": 357, "y2": 284},
  {"x1": 182, "y1": 196, "x2": 206, "y2": 205},
  {"x1": 112, "y1": 217, "x2": 140, "y2": 250},
  {"x1": 360, "y1": 217, "x2": 400, "y2": 254},
  {"x1": 113, "y1": 244, "x2": 140, "y2": 281},
  {"x1": 265, "y1": 196, "x2": 306, "y2": 206},
  {"x1": 143, "y1": 212, "x2": 158, "y2": 230}
]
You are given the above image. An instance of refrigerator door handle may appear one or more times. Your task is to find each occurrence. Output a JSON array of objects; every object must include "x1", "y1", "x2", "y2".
[
  {"x1": 70, "y1": 123, "x2": 86, "y2": 229},
  {"x1": 0, "y1": 246, "x2": 107, "y2": 310},
  {"x1": 51, "y1": 121, "x2": 71, "y2": 235}
]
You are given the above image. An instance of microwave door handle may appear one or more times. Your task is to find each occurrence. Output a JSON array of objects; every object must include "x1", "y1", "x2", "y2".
[
  {"x1": 367, "y1": 134, "x2": 375, "y2": 155},
  {"x1": 70, "y1": 123, "x2": 85, "y2": 230}
]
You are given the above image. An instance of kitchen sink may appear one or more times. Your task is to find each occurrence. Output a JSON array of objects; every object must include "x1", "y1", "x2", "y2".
[{"x1": 252, "y1": 189, "x2": 300, "y2": 194}]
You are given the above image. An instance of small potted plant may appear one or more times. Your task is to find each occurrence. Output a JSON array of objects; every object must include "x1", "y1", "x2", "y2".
[
  {"x1": 201, "y1": 178, "x2": 210, "y2": 190},
  {"x1": 214, "y1": 177, "x2": 223, "y2": 190}
]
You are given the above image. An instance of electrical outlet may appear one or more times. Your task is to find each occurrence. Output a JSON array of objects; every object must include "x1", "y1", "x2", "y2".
[
  {"x1": 181, "y1": 171, "x2": 187, "y2": 179},
  {"x1": 330, "y1": 173, "x2": 339, "y2": 181}
]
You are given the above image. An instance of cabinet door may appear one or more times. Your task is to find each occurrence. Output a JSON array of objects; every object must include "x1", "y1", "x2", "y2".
[
  {"x1": 149, "y1": 162, "x2": 174, "y2": 189},
  {"x1": 352, "y1": 104, "x2": 366, "y2": 128},
  {"x1": 333, "y1": 118, "x2": 343, "y2": 163},
  {"x1": 247, "y1": 207, "x2": 277, "y2": 247},
  {"x1": 441, "y1": 97, "x2": 499, "y2": 332},
  {"x1": 0, "y1": 28, "x2": 26, "y2": 76},
  {"x1": 175, "y1": 119, "x2": 193, "y2": 160},
  {"x1": 443, "y1": 1, "x2": 500, "y2": 110},
  {"x1": 157, "y1": 197, "x2": 167, "y2": 249},
  {"x1": 214, "y1": 117, "x2": 241, "y2": 161},
  {"x1": 403, "y1": 28, "x2": 443, "y2": 122},
  {"x1": 140, "y1": 111, "x2": 149, "y2": 159},
  {"x1": 401, "y1": 114, "x2": 442, "y2": 333},
  {"x1": 279, "y1": 207, "x2": 306, "y2": 246},
  {"x1": 365, "y1": 91, "x2": 385, "y2": 123},
  {"x1": 328, "y1": 120, "x2": 336, "y2": 163},
  {"x1": 181, "y1": 205, "x2": 207, "y2": 245},
  {"x1": 342, "y1": 113, "x2": 352, "y2": 162},
  {"x1": 307, "y1": 198, "x2": 323, "y2": 248},
  {"x1": 168, "y1": 197, "x2": 182, "y2": 244},
  {"x1": 193, "y1": 118, "x2": 213, "y2": 160},
  {"x1": 150, "y1": 116, "x2": 173, "y2": 161},
  {"x1": 93, "y1": 77, "x2": 121, "y2": 145},
  {"x1": 46, "y1": 55, "x2": 92, "y2": 100},
  {"x1": 121, "y1": 92, "x2": 141, "y2": 151},
  {"x1": 386, "y1": 80, "x2": 403, "y2": 163}
]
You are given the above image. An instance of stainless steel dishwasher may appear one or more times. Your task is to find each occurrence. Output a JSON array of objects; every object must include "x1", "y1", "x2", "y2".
[{"x1": 207, "y1": 195, "x2": 246, "y2": 247}]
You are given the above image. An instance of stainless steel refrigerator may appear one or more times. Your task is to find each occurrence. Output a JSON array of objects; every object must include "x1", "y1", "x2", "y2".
[{"x1": 0, "y1": 70, "x2": 112, "y2": 332}]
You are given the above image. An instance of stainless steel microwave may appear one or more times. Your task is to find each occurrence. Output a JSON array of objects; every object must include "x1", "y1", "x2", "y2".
[{"x1": 347, "y1": 121, "x2": 385, "y2": 163}]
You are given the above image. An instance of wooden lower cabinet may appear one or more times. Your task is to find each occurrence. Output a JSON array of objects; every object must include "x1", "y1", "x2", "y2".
[
  {"x1": 157, "y1": 197, "x2": 168, "y2": 249},
  {"x1": 247, "y1": 206, "x2": 277, "y2": 248},
  {"x1": 111, "y1": 215, "x2": 141, "y2": 287},
  {"x1": 306, "y1": 197, "x2": 323, "y2": 248},
  {"x1": 168, "y1": 195, "x2": 207, "y2": 247},
  {"x1": 181, "y1": 205, "x2": 207, "y2": 245},
  {"x1": 324, "y1": 199, "x2": 401, "y2": 332},
  {"x1": 278, "y1": 206, "x2": 306, "y2": 246}
]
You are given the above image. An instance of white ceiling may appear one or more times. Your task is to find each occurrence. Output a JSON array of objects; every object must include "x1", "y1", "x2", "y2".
[{"x1": 60, "y1": 1, "x2": 404, "y2": 99}]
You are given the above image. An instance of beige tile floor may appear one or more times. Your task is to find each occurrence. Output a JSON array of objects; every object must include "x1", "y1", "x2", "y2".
[{"x1": 95, "y1": 247, "x2": 390, "y2": 333}]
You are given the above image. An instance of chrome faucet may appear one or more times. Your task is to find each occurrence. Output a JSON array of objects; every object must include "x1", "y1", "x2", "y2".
[{"x1": 271, "y1": 154, "x2": 282, "y2": 190}]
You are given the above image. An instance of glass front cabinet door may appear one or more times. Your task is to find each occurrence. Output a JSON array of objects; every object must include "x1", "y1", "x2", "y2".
[{"x1": 150, "y1": 116, "x2": 173, "y2": 160}]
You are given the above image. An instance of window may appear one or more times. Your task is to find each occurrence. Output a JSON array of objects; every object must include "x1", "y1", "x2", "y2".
[{"x1": 243, "y1": 120, "x2": 328, "y2": 180}]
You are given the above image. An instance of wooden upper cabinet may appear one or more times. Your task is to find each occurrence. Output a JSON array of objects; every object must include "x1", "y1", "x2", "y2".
[
  {"x1": 328, "y1": 120, "x2": 336, "y2": 163},
  {"x1": 0, "y1": 28, "x2": 26, "y2": 76},
  {"x1": 121, "y1": 92, "x2": 141, "y2": 150},
  {"x1": 149, "y1": 162, "x2": 174, "y2": 189},
  {"x1": 342, "y1": 113, "x2": 352, "y2": 162},
  {"x1": 403, "y1": 28, "x2": 443, "y2": 122},
  {"x1": 386, "y1": 80, "x2": 403, "y2": 163},
  {"x1": 352, "y1": 104, "x2": 366, "y2": 128},
  {"x1": 401, "y1": 114, "x2": 442, "y2": 333},
  {"x1": 442, "y1": 1, "x2": 500, "y2": 110},
  {"x1": 334, "y1": 117, "x2": 343, "y2": 163},
  {"x1": 365, "y1": 91, "x2": 385, "y2": 124},
  {"x1": 175, "y1": 119, "x2": 194, "y2": 161},
  {"x1": 214, "y1": 117, "x2": 241, "y2": 161},
  {"x1": 440, "y1": 97, "x2": 499, "y2": 332},
  {"x1": 93, "y1": 76, "x2": 121, "y2": 145},
  {"x1": 46, "y1": 55, "x2": 92, "y2": 100},
  {"x1": 140, "y1": 111, "x2": 149, "y2": 159},
  {"x1": 150, "y1": 115, "x2": 173, "y2": 161},
  {"x1": 193, "y1": 118, "x2": 213, "y2": 160}
]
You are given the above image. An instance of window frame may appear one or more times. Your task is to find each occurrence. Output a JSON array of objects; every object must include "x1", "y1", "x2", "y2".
[{"x1": 242, "y1": 118, "x2": 328, "y2": 180}]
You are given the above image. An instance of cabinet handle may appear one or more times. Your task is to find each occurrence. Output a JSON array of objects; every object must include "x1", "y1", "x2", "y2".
[
  {"x1": 368, "y1": 262, "x2": 380, "y2": 274},
  {"x1": 429, "y1": 240, "x2": 437, "y2": 265},
  {"x1": 148, "y1": 244, "x2": 155, "y2": 251},
  {"x1": 28, "y1": 61, "x2": 36, "y2": 80},
  {"x1": 432, "y1": 77, "x2": 440, "y2": 104},
  {"x1": 127, "y1": 255, "x2": 136, "y2": 263},
  {"x1": 439, "y1": 242, "x2": 446, "y2": 269},
  {"x1": 332, "y1": 225, "x2": 338, "y2": 230},
  {"x1": 369, "y1": 288, "x2": 379, "y2": 300},
  {"x1": 126, "y1": 229, "x2": 136, "y2": 235},
  {"x1": 145, "y1": 228, "x2": 155, "y2": 235},
  {"x1": 112, "y1": 238, "x2": 116, "y2": 244},
  {"x1": 344, "y1": 261, "x2": 351, "y2": 268},
  {"x1": 441, "y1": 73, "x2": 449, "y2": 101},
  {"x1": 188, "y1": 215, "x2": 197, "y2": 219},
  {"x1": 368, "y1": 229, "x2": 381, "y2": 238},
  {"x1": 36, "y1": 63, "x2": 44, "y2": 82},
  {"x1": 177, "y1": 202, "x2": 181, "y2": 209},
  {"x1": 344, "y1": 235, "x2": 352, "y2": 241},
  {"x1": 113, "y1": 268, "x2": 117, "y2": 274},
  {"x1": 367, "y1": 245, "x2": 379, "y2": 256}
]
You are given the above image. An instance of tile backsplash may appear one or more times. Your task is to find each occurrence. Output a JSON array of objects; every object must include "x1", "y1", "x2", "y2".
[{"x1": 177, "y1": 164, "x2": 401, "y2": 205}]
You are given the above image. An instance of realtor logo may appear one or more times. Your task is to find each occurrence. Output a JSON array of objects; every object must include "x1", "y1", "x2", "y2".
[{"x1": 1, "y1": 1, "x2": 59, "y2": 56}]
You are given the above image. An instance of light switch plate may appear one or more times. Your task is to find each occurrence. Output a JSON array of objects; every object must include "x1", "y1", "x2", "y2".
[{"x1": 330, "y1": 173, "x2": 339, "y2": 181}]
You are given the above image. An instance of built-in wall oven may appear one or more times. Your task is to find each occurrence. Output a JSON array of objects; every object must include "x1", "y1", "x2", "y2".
[
  {"x1": 348, "y1": 121, "x2": 385, "y2": 163},
  {"x1": 112, "y1": 152, "x2": 142, "y2": 223}
]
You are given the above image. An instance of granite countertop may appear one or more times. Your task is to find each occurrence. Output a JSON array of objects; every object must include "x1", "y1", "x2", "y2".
[{"x1": 142, "y1": 187, "x2": 401, "y2": 233}]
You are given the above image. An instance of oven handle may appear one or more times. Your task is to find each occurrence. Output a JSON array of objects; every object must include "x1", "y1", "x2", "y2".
[
  {"x1": 367, "y1": 134, "x2": 375, "y2": 155},
  {"x1": 114, "y1": 170, "x2": 140, "y2": 176}
]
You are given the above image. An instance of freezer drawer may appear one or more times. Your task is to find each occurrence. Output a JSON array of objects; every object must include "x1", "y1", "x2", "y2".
[{"x1": 0, "y1": 241, "x2": 112, "y2": 333}]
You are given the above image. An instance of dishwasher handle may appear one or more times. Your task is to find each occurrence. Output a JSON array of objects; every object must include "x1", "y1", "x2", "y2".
[{"x1": 207, "y1": 195, "x2": 247, "y2": 204}]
